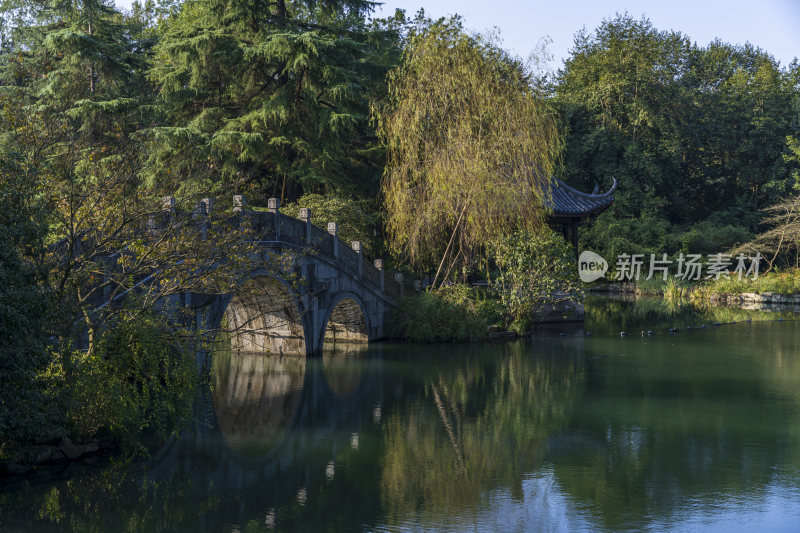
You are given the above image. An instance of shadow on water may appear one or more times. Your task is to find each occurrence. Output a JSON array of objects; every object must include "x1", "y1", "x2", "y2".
[{"x1": 2, "y1": 297, "x2": 800, "y2": 531}]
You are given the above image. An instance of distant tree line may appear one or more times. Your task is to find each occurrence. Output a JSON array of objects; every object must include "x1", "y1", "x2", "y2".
[{"x1": 554, "y1": 15, "x2": 800, "y2": 259}]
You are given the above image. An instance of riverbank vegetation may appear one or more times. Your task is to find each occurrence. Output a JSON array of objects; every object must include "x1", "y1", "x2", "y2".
[
  {"x1": 585, "y1": 293, "x2": 800, "y2": 337},
  {"x1": 387, "y1": 285, "x2": 501, "y2": 342},
  {"x1": 388, "y1": 229, "x2": 580, "y2": 341},
  {"x1": 1, "y1": 0, "x2": 799, "y2": 462},
  {"x1": 611, "y1": 270, "x2": 800, "y2": 300}
]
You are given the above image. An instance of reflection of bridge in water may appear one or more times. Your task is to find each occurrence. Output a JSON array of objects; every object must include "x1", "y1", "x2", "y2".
[
  {"x1": 211, "y1": 348, "x2": 374, "y2": 455},
  {"x1": 143, "y1": 339, "x2": 589, "y2": 530},
  {"x1": 145, "y1": 347, "x2": 386, "y2": 524}
]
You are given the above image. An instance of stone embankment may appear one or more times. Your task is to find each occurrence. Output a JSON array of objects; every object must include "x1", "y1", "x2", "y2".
[
  {"x1": 588, "y1": 282, "x2": 638, "y2": 293},
  {"x1": 590, "y1": 283, "x2": 800, "y2": 311},
  {"x1": 708, "y1": 292, "x2": 800, "y2": 311},
  {"x1": 0, "y1": 436, "x2": 105, "y2": 477}
]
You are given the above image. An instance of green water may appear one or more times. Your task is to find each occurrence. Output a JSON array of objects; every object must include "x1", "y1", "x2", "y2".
[{"x1": 3, "y1": 296, "x2": 800, "y2": 532}]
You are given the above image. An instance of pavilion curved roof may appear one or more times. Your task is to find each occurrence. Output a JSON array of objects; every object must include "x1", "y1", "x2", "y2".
[{"x1": 546, "y1": 177, "x2": 617, "y2": 218}]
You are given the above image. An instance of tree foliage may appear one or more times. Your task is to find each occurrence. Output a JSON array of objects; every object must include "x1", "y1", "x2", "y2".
[
  {"x1": 47, "y1": 313, "x2": 197, "y2": 445},
  {"x1": 0, "y1": 122, "x2": 53, "y2": 459},
  {"x1": 492, "y1": 229, "x2": 580, "y2": 323},
  {"x1": 732, "y1": 194, "x2": 800, "y2": 272},
  {"x1": 2, "y1": 0, "x2": 800, "y2": 459},
  {"x1": 387, "y1": 284, "x2": 501, "y2": 342},
  {"x1": 556, "y1": 14, "x2": 800, "y2": 260},
  {"x1": 147, "y1": 0, "x2": 401, "y2": 202},
  {"x1": 376, "y1": 17, "x2": 562, "y2": 282},
  {"x1": 281, "y1": 193, "x2": 380, "y2": 255}
]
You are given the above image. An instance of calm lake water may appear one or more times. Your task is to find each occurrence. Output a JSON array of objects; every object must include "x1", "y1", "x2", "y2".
[{"x1": 3, "y1": 296, "x2": 800, "y2": 532}]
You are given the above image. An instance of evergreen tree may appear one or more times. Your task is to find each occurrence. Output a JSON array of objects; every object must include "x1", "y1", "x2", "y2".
[
  {"x1": 147, "y1": 0, "x2": 398, "y2": 204},
  {"x1": 1, "y1": 0, "x2": 147, "y2": 145}
]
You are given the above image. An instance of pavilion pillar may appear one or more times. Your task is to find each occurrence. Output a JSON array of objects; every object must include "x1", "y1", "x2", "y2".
[{"x1": 570, "y1": 218, "x2": 579, "y2": 254}]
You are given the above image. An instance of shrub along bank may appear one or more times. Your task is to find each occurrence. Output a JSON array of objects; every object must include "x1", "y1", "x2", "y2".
[
  {"x1": 1, "y1": 312, "x2": 197, "y2": 471},
  {"x1": 387, "y1": 285, "x2": 503, "y2": 342},
  {"x1": 388, "y1": 229, "x2": 581, "y2": 342}
]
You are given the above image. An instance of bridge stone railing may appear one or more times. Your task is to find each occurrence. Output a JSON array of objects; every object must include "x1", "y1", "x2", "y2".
[{"x1": 227, "y1": 196, "x2": 404, "y2": 303}]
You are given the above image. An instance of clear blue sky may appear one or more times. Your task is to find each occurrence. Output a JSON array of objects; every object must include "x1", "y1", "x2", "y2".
[
  {"x1": 372, "y1": 0, "x2": 800, "y2": 71},
  {"x1": 112, "y1": 0, "x2": 800, "y2": 70}
]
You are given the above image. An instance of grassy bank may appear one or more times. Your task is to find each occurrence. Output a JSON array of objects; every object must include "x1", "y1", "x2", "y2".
[
  {"x1": 387, "y1": 285, "x2": 504, "y2": 342},
  {"x1": 387, "y1": 281, "x2": 583, "y2": 342},
  {"x1": 591, "y1": 270, "x2": 800, "y2": 301}
]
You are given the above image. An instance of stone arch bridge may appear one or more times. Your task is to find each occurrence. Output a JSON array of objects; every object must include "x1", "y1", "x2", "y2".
[{"x1": 164, "y1": 197, "x2": 406, "y2": 357}]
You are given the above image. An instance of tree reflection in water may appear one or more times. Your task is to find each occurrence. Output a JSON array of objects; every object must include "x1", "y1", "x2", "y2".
[
  {"x1": 379, "y1": 340, "x2": 586, "y2": 523},
  {"x1": 4, "y1": 313, "x2": 800, "y2": 531},
  {"x1": 549, "y1": 315, "x2": 800, "y2": 531}
]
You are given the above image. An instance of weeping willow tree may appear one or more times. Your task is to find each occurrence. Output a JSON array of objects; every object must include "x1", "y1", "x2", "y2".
[{"x1": 375, "y1": 17, "x2": 562, "y2": 286}]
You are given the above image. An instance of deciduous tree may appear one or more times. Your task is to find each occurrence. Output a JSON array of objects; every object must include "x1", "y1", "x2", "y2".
[{"x1": 376, "y1": 17, "x2": 561, "y2": 286}]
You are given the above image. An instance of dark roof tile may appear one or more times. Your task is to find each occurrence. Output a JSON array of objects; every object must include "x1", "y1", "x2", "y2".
[{"x1": 546, "y1": 178, "x2": 617, "y2": 218}]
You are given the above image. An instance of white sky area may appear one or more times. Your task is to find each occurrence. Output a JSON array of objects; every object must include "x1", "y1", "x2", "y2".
[
  {"x1": 112, "y1": 0, "x2": 800, "y2": 71},
  {"x1": 372, "y1": 0, "x2": 800, "y2": 71}
]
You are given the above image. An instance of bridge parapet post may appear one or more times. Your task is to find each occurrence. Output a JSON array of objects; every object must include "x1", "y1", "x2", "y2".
[
  {"x1": 162, "y1": 196, "x2": 176, "y2": 226},
  {"x1": 268, "y1": 198, "x2": 280, "y2": 238},
  {"x1": 200, "y1": 197, "x2": 213, "y2": 215},
  {"x1": 193, "y1": 200, "x2": 207, "y2": 218},
  {"x1": 374, "y1": 259, "x2": 384, "y2": 290},
  {"x1": 351, "y1": 241, "x2": 363, "y2": 277},
  {"x1": 232, "y1": 195, "x2": 247, "y2": 232},
  {"x1": 327, "y1": 222, "x2": 339, "y2": 258},
  {"x1": 147, "y1": 196, "x2": 175, "y2": 233},
  {"x1": 161, "y1": 196, "x2": 176, "y2": 212},
  {"x1": 394, "y1": 272, "x2": 404, "y2": 298},
  {"x1": 299, "y1": 208, "x2": 312, "y2": 244},
  {"x1": 233, "y1": 194, "x2": 247, "y2": 213},
  {"x1": 193, "y1": 198, "x2": 211, "y2": 240}
]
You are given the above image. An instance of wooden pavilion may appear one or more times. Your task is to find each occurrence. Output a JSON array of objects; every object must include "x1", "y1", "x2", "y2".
[{"x1": 546, "y1": 178, "x2": 617, "y2": 251}]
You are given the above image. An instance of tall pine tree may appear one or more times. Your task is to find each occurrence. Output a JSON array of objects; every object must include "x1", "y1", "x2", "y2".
[{"x1": 147, "y1": 0, "x2": 397, "y2": 203}]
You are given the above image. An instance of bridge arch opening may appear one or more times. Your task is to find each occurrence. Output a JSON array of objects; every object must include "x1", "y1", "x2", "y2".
[
  {"x1": 222, "y1": 277, "x2": 306, "y2": 355},
  {"x1": 323, "y1": 296, "x2": 369, "y2": 349}
]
